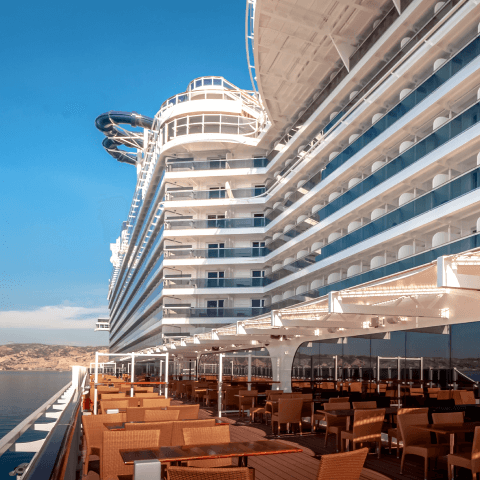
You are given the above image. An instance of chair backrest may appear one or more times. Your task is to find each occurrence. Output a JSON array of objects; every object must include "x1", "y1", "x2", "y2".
[
  {"x1": 352, "y1": 408, "x2": 385, "y2": 440},
  {"x1": 460, "y1": 391, "x2": 476, "y2": 405},
  {"x1": 82, "y1": 413, "x2": 126, "y2": 451},
  {"x1": 125, "y1": 421, "x2": 166, "y2": 431},
  {"x1": 171, "y1": 419, "x2": 216, "y2": 446},
  {"x1": 277, "y1": 398, "x2": 304, "y2": 423},
  {"x1": 101, "y1": 399, "x2": 130, "y2": 412},
  {"x1": 410, "y1": 387, "x2": 424, "y2": 396},
  {"x1": 432, "y1": 411, "x2": 465, "y2": 444},
  {"x1": 142, "y1": 398, "x2": 171, "y2": 408},
  {"x1": 349, "y1": 383, "x2": 362, "y2": 393},
  {"x1": 323, "y1": 402, "x2": 350, "y2": 428},
  {"x1": 101, "y1": 393, "x2": 126, "y2": 400},
  {"x1": 316, "y1": 447, "x2": 368, "y2": 480},
  {"x1": 471, "y1": 426, "x2": 480, "y2": 473},
  {"x1": 101, "y1": 430, "x2": 160, "y2": 479},
  {"x1": 135, "y1": 392, "x2": 160, "y2": 398},
  {"x1": 167, "y1": 466, "x2": 250, "y2": 480},
  {"x1": 144, "y1": 409, "x2": 180, "y2": 422},
  {"x1": 324, "y1": 402, "x2": 350, "y2": 411},
  {"x1": 183, "y1": 425, "x2": 231, "y2": 468},
  {"x1": 167, "y1": 404, "x2": 200, "y2": 420},
  {"x1": 223, "y1": 388, "x2": 241, "y2": 406},
  {"x1": 398, "y1": 410, "x2": 430, "y2": 447},
  {"x1": 437, "y1": 390, "x2": 452, "y2": 401},
  {"x1": 329, "y1": 397, "x2": 350, "y2": 404},
  {"x1": 352, "y1": 401, "x2": 377, "y2": 409},
  {"x1": 238, "y1": 390, "x2": 258, "y2": 407}
]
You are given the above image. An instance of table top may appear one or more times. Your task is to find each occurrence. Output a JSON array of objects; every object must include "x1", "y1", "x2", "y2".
[
  {"x1": 325, "y1": 407, "x2": 398, "y2": 417},
  {"x1": 105, "y1": 418, "x2": 227, "y2": 431},
  {"x1": 120, "y1": 440, "x2": 302, "y2": 465},
  {"x1": 413, "y1": 422, "x2": 480, "y2": 435},
  {"x1": 360, "y1": 468, "x2": 392, "y2": 480}
]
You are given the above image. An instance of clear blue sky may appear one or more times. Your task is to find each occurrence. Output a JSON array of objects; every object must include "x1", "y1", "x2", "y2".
[{"x1": 0, "y1": 0, "x2": 251, "y2": 346}]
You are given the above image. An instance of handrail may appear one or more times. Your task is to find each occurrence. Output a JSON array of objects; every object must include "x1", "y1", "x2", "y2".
[{"x1": 0, "y1": 381, "x2": 72, "y2": 456}]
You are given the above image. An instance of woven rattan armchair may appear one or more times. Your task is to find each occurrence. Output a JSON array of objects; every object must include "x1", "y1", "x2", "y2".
[
  {"x1": 324, "y1": 402, "x2": 351, "y2": 451},
  {"x1": 135, "y1": 392, "x2": 163, "y2": 398},
  {"x1": 388, "y1": 408, "x2": 428, "y2": 458},
  {"x1": 316, "y1": 447, "x2": 369, "y2": 480},
  {"x1": 352, "y1": 401, "x2": 377, "y2": 409},
  {"x1": 341, "y1": 408, "x2": 385, "y2": 458},
  {"x1": 171, "y1": 419, "x2": 216, "y2": 446},
  {"x1": 82, "y1": 412, "x2": 126, "y2": 475},
  {"x1": 100, "y1": 393, "x2": 127, "y2": 400},
  {"x1": 142, "y1": 398, "x2": 171, "y2": 408},
  {"x1": 447, "y1": 425, "x2": 480, "y2": 480},
  {"x1": 167, "y1": 466, "x2": 251, "y2": 480},
  {"x1": 144, "y1": 409, "x2": 180, "y2": 422},
  {"x1": 100, "y1": 430, "x2": 160, "y2": 480},
  {"x1": 124, "y1": 420, "x2": 174, "y2": 446},
  {"x1": 222, "y1": 388, "x2": 241, "y2": 411},
  {"x1": 99, "y1": 399, "x2": 130, "y2": 414},
  {"x1": 271, "y1": 398, "x2": 304, "y2": 436},
  {"x1": 238, "y1": 390, "x2": 258, "y2": 418},
  {"x1": 432, "y1": 411, "x2": 471, "y2": 451},
  {"x1": 398, "y1": 409, "x2": 449, "y2": 480},
  {"x1": 167, "y1": 404, "x2": 200, "y2": 419},
  {"x1": 183, "y1": 425, "x2": 232, "y2": 467}
]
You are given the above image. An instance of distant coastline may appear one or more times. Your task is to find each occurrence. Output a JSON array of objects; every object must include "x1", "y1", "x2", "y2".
[{"x1": 0, "y1": 343, "x2": 108, "y2": 371}]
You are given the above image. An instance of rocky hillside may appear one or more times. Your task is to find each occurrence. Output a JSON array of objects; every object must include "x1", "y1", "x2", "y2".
[{"x1": 0, "y1": 344, "x2": 108, "y2": 371}]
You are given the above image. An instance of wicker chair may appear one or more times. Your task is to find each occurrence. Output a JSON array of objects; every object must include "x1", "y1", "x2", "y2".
[
  {"x1": 341, "y1": 408, "x2": 385, "y2": 458},
  {"x1": 324, "y1": 402, "x2": 351, "y2": 452},
  {"x1": 460, "y1": 391, "x2": 476, "y2": 405},
  {"x1": 145, "y1": 409, "x2": 180, "y2": 422},
  {"x1": 330, "y1": 397, "x2": 350, "y2": 403},
  {"x1": 135, "y1": 392, "x2": 163, "y2": 398},
  {"x1": 142, "y1": 398, "x2": 171, "y2": 408},
  {"x1": 352, "y1": 401, "x2": 377, "y2": 409},
  {"x1": 170, "y1": 419, "x2": 216, "y2": 446},
  {"x1": 183, "y1": 425, "x2": 232, "y2": 467},
  {"x1": 100, "y1": 393, "x2": 127, "y2": 400},
  {"x1": 271, "y1": 398, "x2": 304, "y2": 436},
  {"x1": 82, "y1": 412, "x2": 126, "y2": 475},
  {"x1": 222, "y1": 388, "x2": 241, "y2": 411},
  {"x1": 398, "y1": 409, "x2": 450, "y2": 479},
  {"x1": 167, "y1": 404, "x2": 200, "y2": 419},
  {"x1": 100, "y1": 430, "x2": 160, "y2": 480},
  {"x1": 167, "y1": 466, "x2": 251, "y2": 480},
  {"x1": 316, "y1": 447, "x2": 369, "y2": 480},
  {"x1": 238, "y1": 390, "x2": 258, "y2": 418},
  {"x1": 349, "y1": 383, "x2": 363, "y2": 393},
  {"x1": 264, "y1": 393, "x2": 284, "y2": 425},
  {"x1": 388, "y1": 408, "x2": 428, "y2": 458},
  {"x1": 99, "y1": 399, "x2": 130, "y2": 414},
  {"x1": 447, "y1": 425, "x2": 480, "y2": 480},
  {"x1": 432, "y1": 411, "x2": 470, "y2": 451}
]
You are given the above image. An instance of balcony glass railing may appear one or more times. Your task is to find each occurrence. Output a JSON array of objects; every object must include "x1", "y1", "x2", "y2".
[
  {"x1": 161, "y1": 114, "x2": 259, "y2": 145},
  {"x1": 164, "y1": 277, "x2": 267, "y2": 288},
  {"x1": 165, "y1": 247, "x2": 269, "y2": 259},
  {"x1": 163, "y1": 307, "x2": 268, "y2": 318},
  {"x1": 166, "y1": 187, "x2": 266, "y2": 201},
  {"x1": 267, "y1": 166, "x2": 480, "y2": 283},
  {"x1": 166, "y1": 217, "x2": 268, "y2": 230},
  {"x1": 267, "y1": 33, "x2": 480, "y2": 223},
  {"x1": 166, "y1": 157, "x2": 268, "y2": 171},
  {"x1": 267, "y1": 99, "x2": 480, "y2": 252}
]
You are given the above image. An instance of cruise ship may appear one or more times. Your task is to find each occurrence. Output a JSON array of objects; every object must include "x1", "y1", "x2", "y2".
[{"x1": 94, "y1": 0, "x2": 480, "y2": 391}]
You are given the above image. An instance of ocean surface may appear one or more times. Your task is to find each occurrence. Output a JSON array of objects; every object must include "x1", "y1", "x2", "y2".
[{"x1": 0, "y1": 371, "x2": 71, "y2": 479}]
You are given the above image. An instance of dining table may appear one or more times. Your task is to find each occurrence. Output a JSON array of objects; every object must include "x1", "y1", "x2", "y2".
[
  {"x1": 324, "y1": 406, "x2": 398, "y2": 431},
  {"x1": 120, "y1": 439, "x2": 302, "y2": 478},
  {"x1": 412, "y1": 422, "x2": 480, "y2": 454}
]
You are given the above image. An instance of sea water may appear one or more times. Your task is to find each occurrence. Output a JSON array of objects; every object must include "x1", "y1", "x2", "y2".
[{"x1": 0, "y1": 371, "x2": 71, "y2": 479}]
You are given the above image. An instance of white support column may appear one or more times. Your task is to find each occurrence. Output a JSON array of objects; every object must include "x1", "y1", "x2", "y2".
[
  {"x1": 334, "y1": 356, "x2": 338, "y2": 383},
  {"x1": 159, "y1": 359, "x2": 163, "y2": 396},
  {"x1": 131, "y1": 353, "x2": 135, "y2": 398},
  {"x1": 397, "y1": 357, "x2": 401, "y2": 401},
  {"x1": 377, "y1": 356, "x2": 381, "y2": 393},
  {"x1": 165, "y1": 353, "x2": 169, "y2": 398},
  {"x1": 420, "y1": 357, "x2": 424, "y2": 382},
  {"x1": 218, "y1": 353, "x2": 224, "y2": 418},
  {"x1": 94, "y1": 352, "x2": 99, "y2": 415},
  {"x1": 247, "y1": 354, "x2": 252, "y2": 391},
  {"x1": 266, "y1": 339, "x2": 304, "y2": 393}
]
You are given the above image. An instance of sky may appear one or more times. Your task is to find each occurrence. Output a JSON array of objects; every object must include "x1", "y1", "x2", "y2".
[{"x1": 0, "y1": 0, "x2": 252, "y2": 346}]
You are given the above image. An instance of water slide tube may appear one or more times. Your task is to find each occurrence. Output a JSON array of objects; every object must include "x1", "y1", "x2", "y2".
[{"x1": 95, "y1": 111, "x2": 154, "y2": 165}]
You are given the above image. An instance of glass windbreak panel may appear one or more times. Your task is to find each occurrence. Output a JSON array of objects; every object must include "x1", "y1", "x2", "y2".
[
  {"x1": 222, "y1": 115, "x2": 239, "y2": 124},
  {"x1": 221, "y1": 125, "x2": 238, "y2": 134},
  {"x1": 177, "y1": 117, "x2": 187, "y2": 126},
  {"x1": 451, "y1": 322, "x2": 480, "y2": 388},
  {"x1": 371, "y1": 331, "x2": 406, "y2": 384},
  {"x1": 204, "y1": 124, "x2": 220, "y2": 133},
  {"x1": 406, "y1": 330, "x2": 450, "y2": 388},
  {"x1": 343, "y1": 337, "x2": 372, "y2": 381},
  {"x1": 205, "y1": 115, "x2": 220, "y2": 123}
]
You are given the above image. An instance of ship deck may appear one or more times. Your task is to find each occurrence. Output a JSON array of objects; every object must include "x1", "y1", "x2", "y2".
[{"x1": 83, "y1": 400, "x2": 472, "y2": 480}]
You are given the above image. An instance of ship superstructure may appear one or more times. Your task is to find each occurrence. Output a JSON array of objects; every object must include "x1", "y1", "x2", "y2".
[{"x1": 97, "y1": 0, "x2": 480, "y2": 354}]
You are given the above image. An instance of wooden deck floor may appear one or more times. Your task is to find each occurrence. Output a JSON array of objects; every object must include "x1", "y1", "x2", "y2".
[{"x1": 83, "y1": 400, "x2": 475, "y2": 480}]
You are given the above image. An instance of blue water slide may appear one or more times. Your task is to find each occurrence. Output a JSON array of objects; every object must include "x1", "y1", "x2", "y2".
[{"x1": 95, "y1": 111, "x2": 154, "y2": 165}]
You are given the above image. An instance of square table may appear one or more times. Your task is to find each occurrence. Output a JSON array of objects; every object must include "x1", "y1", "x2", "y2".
[
  {"x1": 120, "y1": 439, "x2": 302, "y2": 473},
  {"x1": 412, "y1": 422, "x2": 480, "y2": 454}
]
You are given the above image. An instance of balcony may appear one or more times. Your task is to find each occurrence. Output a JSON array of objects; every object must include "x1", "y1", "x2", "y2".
[
  {"x1": 166, "y1": 187, "x2": 266, "y2": 201},
  {"x1": 94, "y1": 319, "x2": 110, "y2": 332},
  {"x1": 163, "y1": 307, "x2": 268, "y2": 318},
  {"x1": 164, "y1": 277, "x2": 268, "y2": 289},
  {"x1": 165, "y1": 247, "x2": 269, "y2": 259},
  {"x1": 165, "y1": 217, "x2": 268, "y2": 230},
  {"x1": 166, "y1": 157, "x2": 268, "y2": 172}
]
